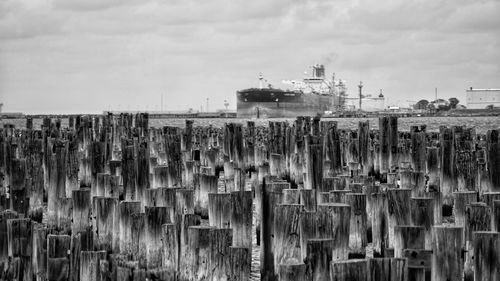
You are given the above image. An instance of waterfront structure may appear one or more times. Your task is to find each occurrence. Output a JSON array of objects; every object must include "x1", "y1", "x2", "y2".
[
  {"x1": 466, "y1": 88, "x2": 500, "y2": 109},
  {"x1": 345, "y1": 92, "x2": 385, "y2": 112}
]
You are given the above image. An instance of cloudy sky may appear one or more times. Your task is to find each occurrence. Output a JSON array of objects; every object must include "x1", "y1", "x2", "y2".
[{"x1": 0, "y1": 0, "x2": 499, "y2": 114}]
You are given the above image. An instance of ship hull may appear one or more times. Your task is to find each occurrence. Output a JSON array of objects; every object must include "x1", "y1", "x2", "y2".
[{"x1": 236, "y1": 89, "x2": 333, "y2": 118}]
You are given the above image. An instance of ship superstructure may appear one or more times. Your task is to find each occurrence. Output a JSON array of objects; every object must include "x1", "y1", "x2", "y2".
[{"x1": 236, "y1": 64, "x2": 348, "y2": 118}]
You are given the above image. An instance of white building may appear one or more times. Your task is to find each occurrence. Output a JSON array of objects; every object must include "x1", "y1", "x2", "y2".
[{"x1": 466, "y1": 88, "x2": 500, "y2": 109}]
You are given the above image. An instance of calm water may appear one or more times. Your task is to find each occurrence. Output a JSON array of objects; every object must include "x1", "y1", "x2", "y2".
[{"x1": 2, "y1": 116, "x2": 500, "y2": 134}]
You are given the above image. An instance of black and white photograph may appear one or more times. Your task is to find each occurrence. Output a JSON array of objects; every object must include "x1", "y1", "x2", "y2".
[{"x1": 0, "y1": 0, "x2": 499, "y2": 280}]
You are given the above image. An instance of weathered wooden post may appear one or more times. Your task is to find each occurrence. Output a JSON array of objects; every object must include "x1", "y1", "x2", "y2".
[
  {"x1": 273, "y1": 204, "x2": 303, "y2": 274},
  {"x1": 229, "y1": 247, "x2": 251, "y2": 281},
  {"x1": 283, "y1": 189, "x2": 300, "y2": 204},
  {"x1": 179, "y1": 226, "x2": 211, "y2": 281},
  {"x1": 473, "y1": 231, "x2": 500, "y2": 281},
  {"x1": 345, "y1": 193, "x2": 367, "y2": 258},
  {"x1": 493, "y1": 200, "x2": 500, "y2": 231},
  {"x1": 47, "y1": 234, "x2": 71, "y2": 281},
  {"x1": 305, "y1": 238, "x2": 334, "y2": 281},
  {"x1": 410, "y1": 197, "x2": 434, "y2": 248},
  {"x1": 145, "y1": 206, "x2": 171, "y2": 269},
  {"x1": 92, "y1": 197, "x2": 118, "y2": 252},
  {"x1": 32, "y1": 223, "x2": 48, "y2": 281},
  {"x1": 153, "y1": 165, "x2": 169, "y2": 189},
  {"x1": 260, "y1": 183, "x2": 283, "y2": 281},
  {"x1": 278, "y1": 263, "x2": 307, "y2": 281},
  {"x1": 72, "y1": 189, "x2": 91, "y2": 235},
  {"x1": 485, "y1": 129, "x2": 500, "y2": 191},
  {"x1": 368, "y1": 258, "x2": 408, "y2": 281},
  {"x1": 47, "y1": 141, "x2": 68, "y2": 226},
  {"x1": 393, "y1": 225, "x2": 425, "y2": 258},
  {"x1": 358, "y1": 121, "x2": 370, "y2": 175},
  {"x1": 440, "y1": 127, "x2": 456, "y2": 206},
  {"x1": 330, "y1": 259, "x2": 368, "y2": 281},
  {"x1": 464, "y1": 202, "x2": 491, "y2": 280},
  {"x1": 196, "y1": 174, "x2": 217, "y2": 218},
  {"x1": 208, "y1": 193, "x2": 231, "y2": 228},
  {"x1": 386, "y1": 188, "x2": 412, "y2": 248},
  {"x1": 300, "y1": 189, "x2": 317, "y2": 212},
  {"x1": 230, "y1": 190, "x2": 252, "y2": 248},
  {"x1": 371, "y1": 193, "x2": 389, "y2": 257},
  {"x1": 453, "y1": 191, "x2": 478, "y2": 226},
  {"x1": 162, "y1": 223, "x2": 178, "y2": 275},
  {"x1": 118, "y1": 201, "x2": 141, "y2": 254},
  {"x1": 432, "y1": 226, "x2": 463, "y2": 281},
  {"x1": 79, "y1": 250, "x2": 106, "y2": 281},
  {"x1": 300, "y1": 203, "x2": 351, "y2": 261},
  {"x1": 122, "y1": 145, "x2": 137, "y2": 200}
]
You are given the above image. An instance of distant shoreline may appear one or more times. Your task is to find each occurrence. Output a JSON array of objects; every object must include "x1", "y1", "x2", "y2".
[{"x1": 1, "y1": 108, "x2": 500, "y2": 120}]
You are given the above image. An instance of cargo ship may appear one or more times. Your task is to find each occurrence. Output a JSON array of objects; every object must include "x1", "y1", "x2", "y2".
[{"x1": 236, "y1": 64, "x2": 347, "y2": 118}]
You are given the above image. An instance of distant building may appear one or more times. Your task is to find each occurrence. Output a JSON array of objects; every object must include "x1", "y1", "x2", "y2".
[{"x1": 466, "y1": 88, "x2": 500, "y2": 109}]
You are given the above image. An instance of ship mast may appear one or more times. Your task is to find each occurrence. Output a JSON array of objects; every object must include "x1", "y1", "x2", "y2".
[{"x1": 358, "y1": 81, "x2": 363, "y2": 111}]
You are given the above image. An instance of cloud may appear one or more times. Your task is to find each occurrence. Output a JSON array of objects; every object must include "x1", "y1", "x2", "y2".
[{"x1": 0, "y1": 0, "x2": 499, "y2": 113}]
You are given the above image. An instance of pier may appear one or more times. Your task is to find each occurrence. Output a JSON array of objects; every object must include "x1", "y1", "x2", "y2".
[{"x1": 0, "y1": 113, "x2": 499, "y2": 280}]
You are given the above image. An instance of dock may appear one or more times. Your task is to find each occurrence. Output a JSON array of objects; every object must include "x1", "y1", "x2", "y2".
[{"x1": 0, "y1": 113, "x2": 499, "y2": 280}]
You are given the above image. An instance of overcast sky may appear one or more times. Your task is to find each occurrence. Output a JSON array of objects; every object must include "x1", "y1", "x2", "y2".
[{"x1": 1, "y1": 0, "x2": 499, "y2": 114}]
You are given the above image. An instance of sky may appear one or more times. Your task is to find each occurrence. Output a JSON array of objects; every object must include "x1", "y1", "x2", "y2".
[{"x1": 0, "y1": 0, "x2": 499, "y2": 114}]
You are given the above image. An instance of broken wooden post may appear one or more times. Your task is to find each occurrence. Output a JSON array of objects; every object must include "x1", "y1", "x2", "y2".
[{"x1": 371, "y1": 193, "x2": 389, "y2": 257}]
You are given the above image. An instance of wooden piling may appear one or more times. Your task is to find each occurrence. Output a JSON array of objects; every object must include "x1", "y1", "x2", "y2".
[
  {"x1": 330, "y1": 259, "x2": 369, "y2": 281},
  {"x1": 47, "y1": 234, "x2": 71, "y2": 281},
  {"x1": 431, "y1": 226, "x2": 463, "y2": 281},
  {"x1": 230, "y1": 190, "x2": 252, "y2": 248},
  {"x1": 278, "y1": 263, "x2": 307, "y2": 281},
  {"x1": 305, "y1": 238, "x2": 334, "y2": 281},
  {"x1": 473, "y1": 231, "x2": 500, "y2": 281}
]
